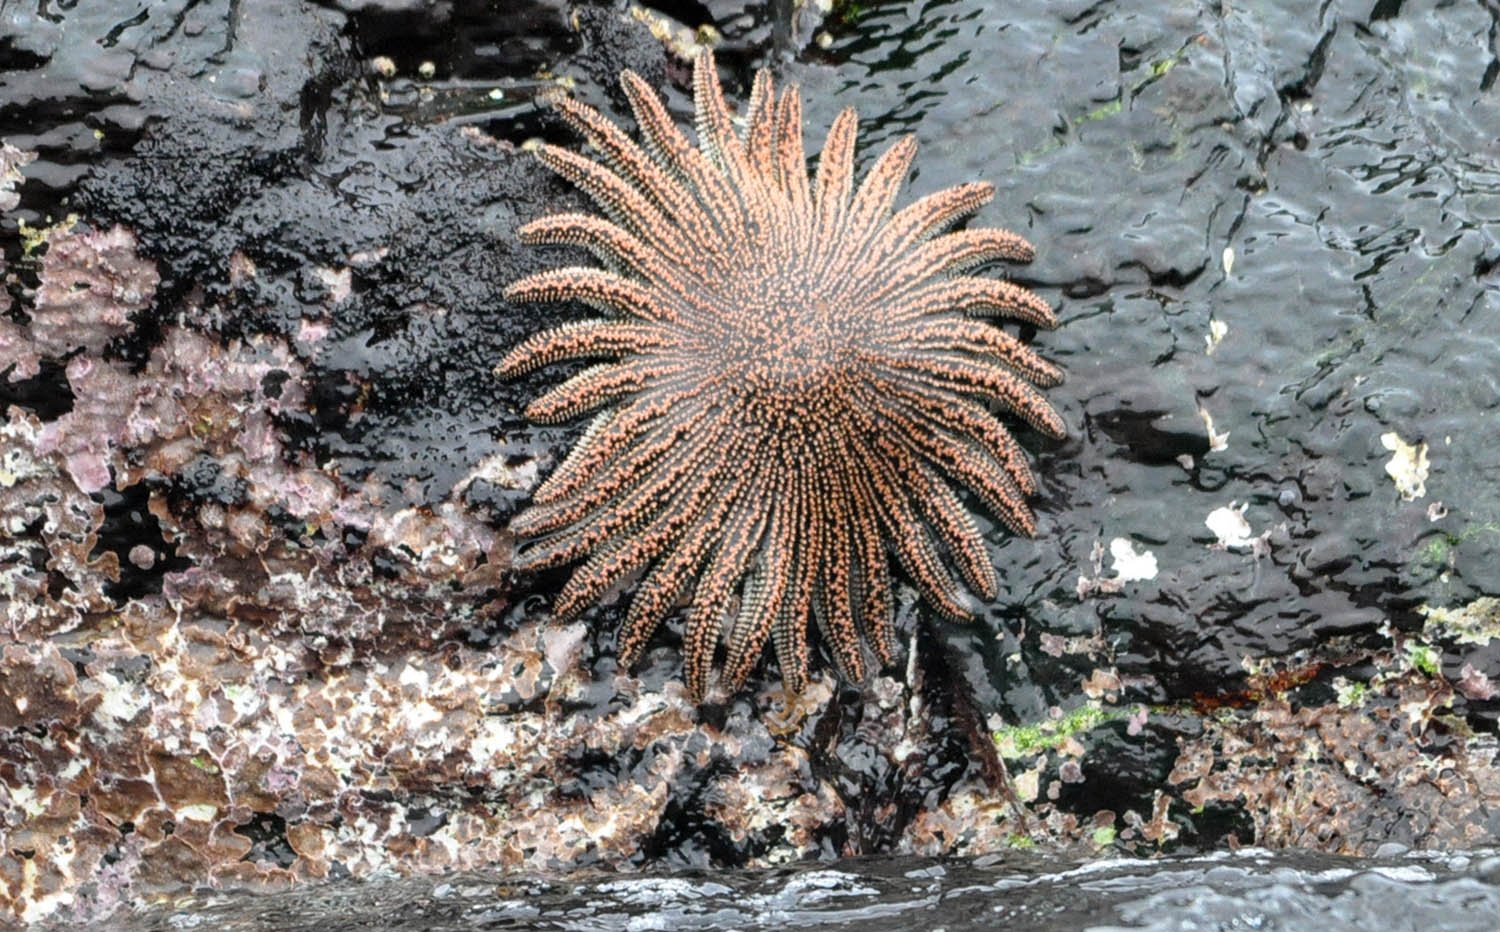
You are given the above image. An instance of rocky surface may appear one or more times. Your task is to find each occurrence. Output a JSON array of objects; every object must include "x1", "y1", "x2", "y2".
[{"x1": 1, "y1": 0, "x2": 1498, "y2": 926}]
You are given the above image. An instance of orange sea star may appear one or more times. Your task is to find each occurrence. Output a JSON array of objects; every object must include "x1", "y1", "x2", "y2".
[{"x1": 498, "y1": 50, "x2": 1064, "y2": 700}]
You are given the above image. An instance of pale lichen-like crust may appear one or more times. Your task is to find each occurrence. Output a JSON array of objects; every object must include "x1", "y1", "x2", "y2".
[{"x1": 498, "y1": 49, "x2": 1064, "y2": 700}]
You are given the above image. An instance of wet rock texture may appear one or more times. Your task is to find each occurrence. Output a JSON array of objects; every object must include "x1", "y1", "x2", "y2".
[
  {"x1": 0, "y1": 220, "x2": 876, "y2": 923},
  {"x1": 2, "y1": 0, "x2": 1498, "y2": 926}
]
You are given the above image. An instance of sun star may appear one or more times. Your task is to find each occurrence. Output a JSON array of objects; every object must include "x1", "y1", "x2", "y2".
[{"x1": 497, "y1": 49, "x2": 1065, "y2": 701}]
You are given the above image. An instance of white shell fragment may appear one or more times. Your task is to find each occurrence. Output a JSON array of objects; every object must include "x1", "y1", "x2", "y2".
[
  {"x1": 1109, "y1": 537, "x2": 1159, "y2": 582},
  {"x1": 1380, "y1": 431, "x2": 1429, "y2": 501},
  {"x1": 1205, "y1": 318, "x2": 1228, "y2": 355},
  {"x1": 1206, "y1": 502, "x2": 1254, "y2": 549},
  {"x1": 1198, "y1": 406, "x2": 1229, "y2": 452}
]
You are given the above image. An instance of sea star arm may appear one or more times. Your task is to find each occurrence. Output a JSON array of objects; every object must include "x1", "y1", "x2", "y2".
[
  {"x1": 810, "y1": 479, "x2": 868, "y2": 683},
  {"x1": 874, "y1": 378, "x2": 1042, "y2": 497},
  {"x1": 881, "y1": 182, "x2": 996, "y2": 251},
  {"x1": 900, "y1": 317, "x2": 1063, "y2": 386},
  {"x1": 620, "y1": 68, "x2": 745, "y2": 241},
  {"x1": 684, "y1": 483, "x2": 770, "y2": 697},
  {"x1": 721, "y1": 500, "x2": 794, "y2": 689},
  {"x1": 516, "y1": 418, "x2": 734, "y2": 567},
  {"x1": 549, "y1": 94, "x2": 718, "y2": 257},
  {"x1": 533, "y1": 144, "x2": 686, "y2": 257},
  {"x1": 812, "y1": 108, "x2": 859, "y2": 255},
  {"x1": 493, "y1": 320, "x2": 669, "y2": 377},
  {"x1": 516, "y1": 213, "x2": 683, "y2": 286},
  {"x1": 885, "y1": 276, "x2": 1057, "y2": 328},
  {"x1": 527, "y1": 383, "x2": 702, "y2": 507},
  {"x1": 505, "y1": 267, "x2": 683, "y2": 322},
  {"x1": 772, "y1": 87, "x2": 811, "y2": 221},
  {"x1": 856, "y1": 449, "x2": 975, "y2": 620},
  {"x1": 524, "y1": 357, "x2": 686, "y2": 423}
]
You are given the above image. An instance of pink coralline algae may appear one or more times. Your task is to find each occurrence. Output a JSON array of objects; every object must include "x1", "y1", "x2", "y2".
[
  {"x1": 0, "y1": 223, "x2": 881, "y2": 925},
  {"x1": 0, "y1": 144, "x2": 33, "y2": 214},
  {"x1": 0, "y1": 224, "x2": 158, "y2": 385}
]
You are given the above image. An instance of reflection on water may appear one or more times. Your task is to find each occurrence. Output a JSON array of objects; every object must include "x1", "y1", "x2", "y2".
[{"x1": 121, "y1": 848, "x2": 1500, "y2": 931}]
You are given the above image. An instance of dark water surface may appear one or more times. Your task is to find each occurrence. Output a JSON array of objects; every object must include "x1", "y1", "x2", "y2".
[
  {"x1": 795, "y1": 0, "x2": 1500, "y2": 713},
  {"x1": 108, "y1": 848, "x2": 1500, "y2": 931}
]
